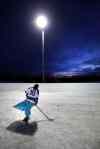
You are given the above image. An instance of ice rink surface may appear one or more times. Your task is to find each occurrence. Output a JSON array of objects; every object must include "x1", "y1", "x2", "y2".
[{"x1": 0, "y1": 83, "x2": 100, "y2": 149}]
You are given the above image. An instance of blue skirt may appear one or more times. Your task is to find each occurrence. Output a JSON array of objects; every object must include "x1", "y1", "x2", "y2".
[{"x1": 14, "y1": 100, "x2": 34, "y2": 112}]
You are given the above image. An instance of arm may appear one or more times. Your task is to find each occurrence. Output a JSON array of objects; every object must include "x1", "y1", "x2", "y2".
[{"x1": 25, "y1": 87, "x2": 32, "y2": 98}]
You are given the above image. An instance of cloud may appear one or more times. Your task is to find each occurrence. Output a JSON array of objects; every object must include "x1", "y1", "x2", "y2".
[
  {"x1": 80, "y1": 64, "x2": 96, "y2": 70},
  {"x1": 83, "y1": 57, "x2": 100, "y2": 65},
  {"x1": 79, "y1": 57, "x2": 100, "y2": 72},
  {"x1": 53, "y1": 64, "x2": 100, "y2": 77},
  {"x1": 53, "y1": 71, "x2": 82, "y2": 77},
  {"x1": 50, "y1": 47, "x2": 100, "y2": 76}
]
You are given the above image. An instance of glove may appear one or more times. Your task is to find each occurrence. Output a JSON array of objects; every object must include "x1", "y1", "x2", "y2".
[{"x1": 34, "y1": 98, "x2": 38, "y2": 105}]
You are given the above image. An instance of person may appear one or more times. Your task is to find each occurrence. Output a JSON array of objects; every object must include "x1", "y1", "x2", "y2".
[
  {"x1": 23, "y1": 84, "x2": 39, "y2": 123},
  {"x1": 14, "y1": 84, "x2": 39, "y2": 124}
]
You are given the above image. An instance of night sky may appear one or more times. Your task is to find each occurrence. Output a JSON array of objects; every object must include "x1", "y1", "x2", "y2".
[{"x1": 0, "y1": 0, "x2": 100, "y2": 78}]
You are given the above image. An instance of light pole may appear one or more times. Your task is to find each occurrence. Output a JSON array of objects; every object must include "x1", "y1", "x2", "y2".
[{"x1": 35, "y1": 15, "x2": 48, "y2": 82}]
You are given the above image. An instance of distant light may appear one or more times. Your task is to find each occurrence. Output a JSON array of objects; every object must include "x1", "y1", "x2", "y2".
[{"x1": 35, "y1": 15, "x2": 48, "y2": 30}]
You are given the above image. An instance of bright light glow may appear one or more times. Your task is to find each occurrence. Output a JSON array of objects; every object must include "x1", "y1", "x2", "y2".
[{"x1": 35, "y1": 15, "x2": 48, "y2": 29}]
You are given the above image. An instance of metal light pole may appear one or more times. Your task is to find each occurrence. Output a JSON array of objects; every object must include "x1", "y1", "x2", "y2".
[
  {"x1": 42, "y1": 30, "x2": 45, "y2": 82},
  {"x1": 35, "y1": 15, "x2": 48, "y2": 82}
]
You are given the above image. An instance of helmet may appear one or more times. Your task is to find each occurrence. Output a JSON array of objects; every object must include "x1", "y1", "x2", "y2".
[{"x1": 34, "y1": 84, "x2": 39, "y2": 89}]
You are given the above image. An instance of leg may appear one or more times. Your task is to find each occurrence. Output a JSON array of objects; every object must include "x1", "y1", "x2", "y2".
[
  {"x1": 23, "y1": 109, "x2": 31, "y2": 124},
  {"x1": 23, "y1": 100, "x2": 33, "y2": 124}
]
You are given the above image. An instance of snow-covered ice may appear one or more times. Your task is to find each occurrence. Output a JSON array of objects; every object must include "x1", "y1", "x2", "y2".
[{"x1": 0, "y1": 83, "x2": 100, "y2": 149}]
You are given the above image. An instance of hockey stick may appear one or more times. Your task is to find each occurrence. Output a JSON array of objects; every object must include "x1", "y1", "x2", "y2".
[{"x1": 36, "y1": 105, "x2": 54, "y2": 121}]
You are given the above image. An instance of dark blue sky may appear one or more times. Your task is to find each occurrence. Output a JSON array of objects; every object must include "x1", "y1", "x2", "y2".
[{"x1": 0, "y1": 0, "x2": 100, "y2": 77}]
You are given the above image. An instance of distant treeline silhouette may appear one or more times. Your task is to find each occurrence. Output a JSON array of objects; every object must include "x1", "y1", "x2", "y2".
[{"x1": 0, "y1": 73, "x2": 100, "y2": 82}]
